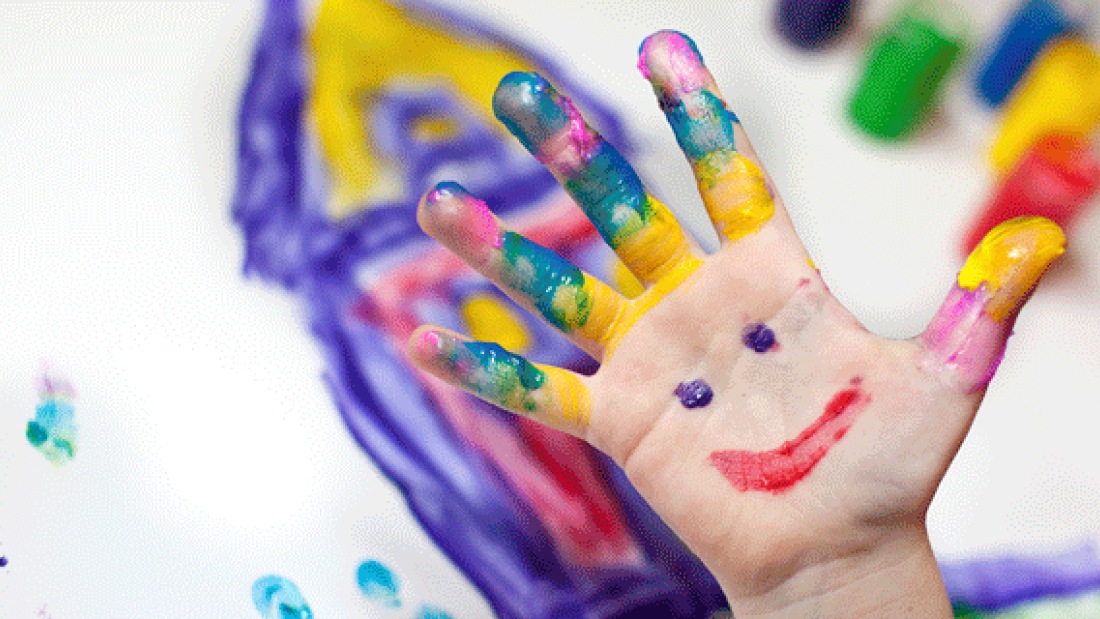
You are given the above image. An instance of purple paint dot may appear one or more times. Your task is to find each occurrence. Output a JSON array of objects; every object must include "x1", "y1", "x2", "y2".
[
  {"x1": 675, "y1": 379, "x2": 713, "y2": 409},
  {"x1": 0, "y1": 556, "x2": 7, "y2": 568},
  {"x1": 742, "y1": 322, "x2": 776, "y2": 353}
]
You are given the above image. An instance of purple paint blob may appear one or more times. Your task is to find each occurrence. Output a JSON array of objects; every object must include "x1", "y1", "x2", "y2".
[
  {"x1": 742, "y1": 322, "x2": 776, "y2": 353},
  {"x1": 675, "y1": 379, "x2": 713, "y2": 409},
  {"x1": 0, "y1": 556, "x2": 7, "y2": 568}
]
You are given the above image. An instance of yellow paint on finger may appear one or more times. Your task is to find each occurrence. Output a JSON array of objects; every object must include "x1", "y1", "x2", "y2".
[
  {"x1": 611, "y1": 259, "x2": 645, "y2": 298},
  {"x1": 612, "y1": 195, "x2": 696, "y2": 283},
  {"x1": 461, "y1": 294, "x2": 533, "y2": 353},
  {"x1": 694, "y1": 151, "x2": 774, "y2": 241},
  {"x1": 536, "y1": 365, "x2": 592, "y2": 427},
  {"x1": 958, "y1": 217, "x2": 1066, "y2": 320}
]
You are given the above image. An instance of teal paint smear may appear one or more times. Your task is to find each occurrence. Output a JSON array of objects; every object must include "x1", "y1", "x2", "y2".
[
  {"x1": 498, "y1": 230, "x2": 589, "y2": 330},
  {"x1": 415, "y1": 603, "x2": 455, "y2": 619},
  {"x1": 356, "y1": 560, "x2": 401, "y2": 608},
  {"x1": 662, "y1": 90, "x2": 739, "y2": 162},
  {"x1": 562, "y1": 141, "x2": 650, "y2": 247},
  {"x1": 27, "y1": 376, "x2": 77, "y2": 466},
  {"x1": 493, "y1": 72, "x2": 573, "y2": 153},
  {"x1": 252, "y1": 575, "x2": 313, "y2": 619}
]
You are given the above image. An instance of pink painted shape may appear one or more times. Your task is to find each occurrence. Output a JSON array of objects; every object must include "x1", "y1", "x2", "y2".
[
  {"x1": 469, "y1": 197, "x2": 503, "y2": 249},
  {"x1": 638, "y1": 31, "x2": 708, "y2": 94},
  {"x1": 709, "y1": 386, "x2": 870, "y2": 494},
  {"x1": 921, "y1": 284, "x2": 1010, "y2": 391}
]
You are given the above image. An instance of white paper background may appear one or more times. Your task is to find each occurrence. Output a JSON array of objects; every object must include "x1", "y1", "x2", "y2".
[{"x1": 0, "y1": 1, "x2": 1097, "y2": 616}]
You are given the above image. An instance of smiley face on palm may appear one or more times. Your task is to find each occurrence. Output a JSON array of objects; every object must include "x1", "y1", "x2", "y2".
[{"x1": 408, "y1": 31, "x2": 1065, "y2": 597}]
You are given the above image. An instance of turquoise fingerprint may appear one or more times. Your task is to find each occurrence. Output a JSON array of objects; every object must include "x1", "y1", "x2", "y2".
[
  {"x1": 415, "y1": 604, "x2": 454, "y2": 619},
  {"x1": 251, "y1": 575, "x2": 313, "y2": 619},
  {"x1": 356, "y1": 560, "x2": 401, "y2": 607}
]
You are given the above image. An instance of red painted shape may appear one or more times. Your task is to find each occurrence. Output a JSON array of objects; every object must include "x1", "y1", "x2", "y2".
[{"x1": 709, "y1": 387, "x2": 870, "y2": 494}]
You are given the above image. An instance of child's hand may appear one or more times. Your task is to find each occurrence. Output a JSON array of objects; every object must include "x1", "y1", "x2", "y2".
[{"x1": 408, "y1": 30, "x2": 1065, "y2": 618}]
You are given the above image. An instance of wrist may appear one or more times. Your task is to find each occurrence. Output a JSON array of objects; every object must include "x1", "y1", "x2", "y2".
[{"x1": 720, "y1": 527, "x2": 951, "y2": 618}]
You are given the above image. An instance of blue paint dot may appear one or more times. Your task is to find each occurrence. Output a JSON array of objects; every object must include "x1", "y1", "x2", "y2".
[
  {"x1": 0, "y1": 556, "x2": 8, "y2": 568},
  {"x1": 675, "y1": 379, "x2": 713, "y2": 409},
  {"x1": 742, "y1": 322, "x2": 776, "y2": 353},
  {"x1": 252, "y1": 575, "x2": 312, "y2": 619},
  {"x1": 357, "y1": 560, "x2": 401, "y2": 607},
  {"x1": 415, "y1": 604, "x2": 454, "y2": 619}
]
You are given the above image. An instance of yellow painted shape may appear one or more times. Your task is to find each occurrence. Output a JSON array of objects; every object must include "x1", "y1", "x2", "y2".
[
  {"x1": 308, "y1": 0, "x2": 537, "y2": 218},
  {"x1": 694, "y1": 150, "x2": 774, "y2": 241},
  {"x1": 536, "y1": 365, "x2": 592, "y2": 427},
  {"x1": 612, "y1": 195, "x2": 695, "y2": 284},
  {"x1": 958, "y1": 217, "x2": 1066, "y2": 320},
  {"x1": 571, "y1": 276, "x2": 627, "y2": 345},
  {"x1": 990, "y1": 37, "x2": 1100, "y2": 174},
  {"x1": 461, "y1": 294, "x2": 533, "y2": 353},
  {"x1": 603, "y1": 256, "x2": 704, "y2": 358},
  {"x1": 611, "y1": 259, "x2": 645, "y2": 298}
]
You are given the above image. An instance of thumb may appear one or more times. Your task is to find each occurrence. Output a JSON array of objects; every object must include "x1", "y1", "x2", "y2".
[{"x1": 921, "y1": 217, "x2": 1066, "y2": 393}]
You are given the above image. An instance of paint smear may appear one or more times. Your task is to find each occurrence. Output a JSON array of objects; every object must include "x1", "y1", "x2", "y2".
[
  {"x1": 356, "y1": 560, "x2": 401, "y2": 607},
  {"x1": 0, "y1": 556, "x2": 8, "y2": 568},
  {"x1": 415, "y1": 603, "x2": 454, "y2": 619},
  {"x1": 674, "y1": 379, "x2": 713, "y2": 409},
  {"x1": 252, "y1": 575, "x2": 313, "y2": 619},
  {"x1": 27, "y1": 373, "x2": 77, "y2": 466},
  {"x1": 709, "y1": 382, "x2": 869, "y2": 493}
]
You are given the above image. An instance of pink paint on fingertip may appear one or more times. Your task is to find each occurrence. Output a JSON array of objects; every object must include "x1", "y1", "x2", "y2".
[
  {"x1": 470, "y1": 198, "x2": 503, "y2": 249},
  {"x1": 416, "y1": 329, "x2": 442, "y2": 357},
  {"x1": 640, "y1": 31, "x2": 708, "y2": 94}
]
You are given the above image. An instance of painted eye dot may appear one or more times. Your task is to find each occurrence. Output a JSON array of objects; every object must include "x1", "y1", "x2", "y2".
[
  {"x1": 675, "y1": 379, "x2": 713, "y2": 409},
  {"x1": 742, "y1": 322, "x2": 777, "y2": 353}
]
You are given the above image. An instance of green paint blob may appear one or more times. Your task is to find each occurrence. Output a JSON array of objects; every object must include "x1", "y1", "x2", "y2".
[{"x1": 26, "y1": 421, "x2": 47, "y2": 446}]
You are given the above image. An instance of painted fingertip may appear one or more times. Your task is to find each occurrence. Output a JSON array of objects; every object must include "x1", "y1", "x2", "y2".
[
  {"x1": 492, "y1": 71, "x2": 575, "y2": 152},
  {"x1": 958, "y1": 216, "x2": 1066, "y2": 320},
  {"x1": 419, "y1": 182, "x2": 502, "y2": 250},
  {"x1": 637, "y1": 30, "x2": 707, "y2": 93}
]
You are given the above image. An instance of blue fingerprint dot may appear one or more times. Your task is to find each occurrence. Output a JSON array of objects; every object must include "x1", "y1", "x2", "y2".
[
  {"x1": 675, "y1": 379, "x2": 713, "y2": 409},
  {"x1": 252, "y1": 575, "x2": 313, "y2": 619},
  {"x1": 357, "y1": 560, "x2": 401, "y2": 607},
  {"x1": 415, "y1": 604, "x2": 454, "y2": 619},
  {"x1": 742, "y1": 322, "x2": 776, "y2": 353}
]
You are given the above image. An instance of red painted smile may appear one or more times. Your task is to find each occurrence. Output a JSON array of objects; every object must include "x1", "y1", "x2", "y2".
[{"x1": 709, "y1": 383, "x2": 870, "y2": 494}]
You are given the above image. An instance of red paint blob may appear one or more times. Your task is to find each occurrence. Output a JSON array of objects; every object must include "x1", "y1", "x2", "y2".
[{"x1": 709, "y1": 387, "x2": 869, "y2": 494}]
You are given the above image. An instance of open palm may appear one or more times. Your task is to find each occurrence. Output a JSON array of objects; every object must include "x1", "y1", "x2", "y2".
[{"x1": 408, "y1": 31, "x2": 1065, "y2": 615}]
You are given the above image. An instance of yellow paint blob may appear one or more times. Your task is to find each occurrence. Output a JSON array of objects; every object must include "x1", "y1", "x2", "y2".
[
  {"x1": 612, "y1": 195, "x2": 696, "y2": 284},
  {"x1": 611, "y1": 259, "x2": 645, "y2": 298},
  {"x1": 990, "y1": 37, "x2": 1100, "y2": 174},
  {"x1": 958, "y1": 217, "x2": 1066, "y2": 320},
  {"x1": 694, "y1": 151, "x2": 774, "y2": 241},
  {"x1": 308, "y1": 0, "x2": 537, "y2": 218},
  {"x1": 461, "y1": 294, "x2": 533, "y2": 353}
]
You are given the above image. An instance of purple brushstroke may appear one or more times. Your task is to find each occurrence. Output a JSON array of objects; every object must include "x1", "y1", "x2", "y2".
[{"x1": 940, "y1": 542, "x2": 1100, "y2": 611}]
